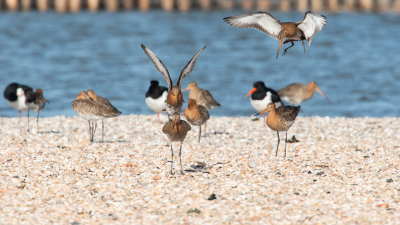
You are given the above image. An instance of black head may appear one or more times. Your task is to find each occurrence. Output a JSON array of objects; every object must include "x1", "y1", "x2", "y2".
[
  {"x1": 150, "y1": 80, "x2": 159, "y2": 86},
  {"x1": 253, "y1": 81, "x2": 266, "y2": 89}
]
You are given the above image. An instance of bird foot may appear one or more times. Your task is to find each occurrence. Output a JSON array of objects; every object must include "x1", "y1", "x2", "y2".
[
  {"x1": 282, "y1": 49, "x2": 288, "y2": 56},
  {"x1": 170, "y1": 171, "x2": 174, "y2": 175},
  {"x1": 180, "y1": 171, "x2": 185, "y2": 175}
]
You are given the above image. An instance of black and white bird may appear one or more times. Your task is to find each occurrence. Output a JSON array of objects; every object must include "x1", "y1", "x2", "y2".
[
  {"x1": 223, "y1": 11, "x2": 327, "y2": 59},
  {"x1": 145, "y1": 80, "x2": 169, "y2": 124},
  {"x1": 26, "y1": 89, "x2": 49, "y2": 132},
  {"x1": 245, "y1": 81, "x2": 283, "y2": 127},
  {"x1": 3, "y1": 82, "x2": 33, "y2": 119}
]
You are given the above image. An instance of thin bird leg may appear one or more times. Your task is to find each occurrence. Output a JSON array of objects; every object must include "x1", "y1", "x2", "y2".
[
  {"x1": 93, "y1": 121, "x2": 97, "y2": 142},
  {"x1": 284, "y1": 132, "x2": 288, "y2": 158},
  {"x1": 27, "y1": 110, "x2": 30, "y2": 132},
  {"x1": 37, "y1": 112, "x2": 39, "y2": 133},
  {"x1": 179, "y1": 143, "x2": 184, "y2": 175},
  {"x1": 276, "y1": 38, "x2": 284, "y2": 59},
  {"x1": 300, "y1": 108, "x2": 307, "y2": 116},
  {"x1": 302, "y1": 41, "x2": 306, "y2": 53},
  {"x1": 276, "y1": 132, "x2": 280, "y2": 157},
  {"x1": 282, "y1": 41, "x2": 294, "y2": 56},
  {"x1": 170, "y1": 144, "x2": 174, "y2": 175},
  {"x1": 263, "y1": 113, "x2": 266, "y2": 127},
  {"x1": 88, "y1": 121, "x2": 92, "y2": 142},
  {"x1": 198, "y1": 125, "x2": 201, "y2": 142},
  {"x1": 157, "y1": 113, "x2": 162, "y2": 124},
  {"x1": 102, "y1": 120, "x2": 104, "y2": 142},
  {"x1": 204, "y1": 123, "x2": 207, "y2": 137}
]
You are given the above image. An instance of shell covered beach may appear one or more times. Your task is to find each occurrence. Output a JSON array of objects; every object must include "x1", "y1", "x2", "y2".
[{"x1": 0, "y1": 115, "x2": 399, "y2": 224}]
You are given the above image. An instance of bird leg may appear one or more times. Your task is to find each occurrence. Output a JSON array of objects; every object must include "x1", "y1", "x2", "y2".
[
  {"x1": 37, "y1": 112, "x2": 40, "y2": 133},
  {"x1": 276, "y1": 132, "x2": 280, "y2": 157},
  {"x1": 88, "y1": 121, "x2": 92, "y2": 142},
  {"x1": 263, "y1": 113, "x2": 266, "y2": 127},
  {"x1": 204, "y1": 123, "x2": 207, "y2": 137},
  {"x1": 284, "y1": 132, "x2": 287, "y2": 158},
  {"x1": 27, "y1": 110, "x2": 30, "y2": 132},
  {"x1": 102, "y1": 120, "x2": 104, "y2": 142},
  {"x1": 198, "y1": 125, "x2": 201, "y2": 143},
  {"x1": 300, "y1": 108, "x2": 307, "y2": 116},
  {"x1": 282, "y1": 41, "x2": 294, "y2": 56},
  {"x1": 157, "y1": 113, "x2": 162, "y2": 124},
  {"x1": 179, "y1": 143, "x2": 184, "y2": 175},
  {"x1": 170, "y1": 144, "x2": 174, "y2": 175},
  {"x1": 302, "y1": 41, "x2": 306, "y2": 53}
]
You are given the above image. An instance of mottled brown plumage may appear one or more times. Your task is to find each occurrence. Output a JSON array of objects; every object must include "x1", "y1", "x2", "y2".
[
  {"x1": 255, "y1": 102, "x2": 300, "y2": 157},
  {"x1": 277, "y1": 81, "x2": 329, "y2": 106},
  {"x1": 25, "y1": 89, "x2": 49, "y2": 132},
  {"x1": 184, "y1": 99, "x2": 210, "y2": 142},
  {"x1": 182, "y1": 81, "x2": 221, "y2": 110},
  {"x1": 162, "y1": 113, "x2": 191, "y2": 174},
  {"x1": 87, "y1": 89, "x2": 121, "y2": 141},
  {"x1": 223, "y1": 11, "x2": 327, "y2": 59},
  {"x1": 141, "y1": 44, "x2": 206, "y2": 116}
]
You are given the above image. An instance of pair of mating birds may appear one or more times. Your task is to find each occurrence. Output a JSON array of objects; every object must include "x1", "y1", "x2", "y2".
[
  {"x1": 3, "y1": 83, "x2": 49, "y2": 132},
  {"x1": 72, "y1": 90, "x2": 121, "y2": 143},
  {"x1": 141, "y1": 44, "x2": 221, "y2": 175}
]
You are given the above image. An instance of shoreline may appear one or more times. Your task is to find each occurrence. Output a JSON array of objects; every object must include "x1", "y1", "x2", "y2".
[{"x1": 0, "y1": 115, "x2": 399, "y2": 223}]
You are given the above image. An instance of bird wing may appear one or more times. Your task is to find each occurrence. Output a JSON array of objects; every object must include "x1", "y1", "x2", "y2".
[
  {"x1": 276, "y1": 106, "x2": 300, "y2": 121},
  {"x1": 223, "y1": 12, "x2": 282, "y2": 40},
  {"x1": 199, "y1": 90, "x2": 221, "y2": 110},
  {"x1": 297, "y1": 11, "x2": 326, "y2": 46},
  {"x1": 181, "y1": 120, "x2": 192, "y2": 131},
  {"x1": 177, "y1": 46, "x2": 207, "y2": 89},
  {"x1": 277, "y1": 83, "x2": 306, "y2": 99},
  {"x1": 141, "y1": 44, "x2": 173, "y2": 91}
]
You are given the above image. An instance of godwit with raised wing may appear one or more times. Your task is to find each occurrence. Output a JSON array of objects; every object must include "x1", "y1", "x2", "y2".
[
  {"x1": 245, "y1": 81, "x2": 283, "y2": 127},
  {"x1": 87, "y1": 89, "x2": 121, "y2": 142},
  {"x1": 72, "y1": 91, "x2": 119, "y2": 143},
  {"x1": 162, "y1": 112, "x2": 191, "y2": 175},
  {"x1": 182, "y1": 81, "x2": 220, "y2": 136},
  {"x1": 184, "y1": 99, "x2": 210, "y2": 142},
  {"x1": 25, "y1": 89, "x2": 49, "y2": 132},
  {"x1": 145, "y1": 80, "x2": 169, "y2": 124},
  {"x1": 141, "y1": 44, "x2": 206, "y2": 116},
  {"x1": 3, "y1": 83, "x2": 33, "y2": 120},
  {"x1": 254, "y1": 102, "x2": 300, "y2": 157},
  {"x1": 223, "y1": 11, "x2": 327, "y2": 59}
]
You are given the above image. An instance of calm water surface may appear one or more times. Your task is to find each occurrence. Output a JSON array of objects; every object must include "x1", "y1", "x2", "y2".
[{"x1": 0, "y1": 11, "x2": 399, "y2": 118}]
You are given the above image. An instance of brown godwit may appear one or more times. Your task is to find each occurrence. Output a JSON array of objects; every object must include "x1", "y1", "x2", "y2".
[
  {"x1": 87, "y1": 89, "x2": 121, "y2": 142},
  {"x1": 277, "y1": 81, "x2": 329, "y2": 106},
  {"x1": 184, "y1": 99, "x2": 210, "y2": 142},
  {"x1": 245, "y1": 81, "x2": 283, "y2": 127},
  {"x1": 72, "y1": 91, "x2": 120, "y2": 143},
  {"x1": 145, "y1": 80, "x2": 169, "y2": 124},
  {"x1": 25, "y1": 89, "x2": 49, "y2": 132},
  {"x1": 162, "y1": 112, "x2": 191, "y2": 175},
  {"x1": 141, "y1": 44, "x2": 206, "y2": 116},
  {"x1": 254, "y1": 102, "x2": 300, "y2": 157},
  {"x1": 182, "y1": 81, "x2": 220, "y2": 136},
  {"x1": 223, "y1": 11, "x2": 327, "y2": 59},
  {"x1": 3, "y1": 83, "x2": 33, "y2": 121}
]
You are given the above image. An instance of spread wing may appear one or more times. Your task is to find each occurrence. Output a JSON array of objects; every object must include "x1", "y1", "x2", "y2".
[
  {"x1": 297, "y1": 11, "x2": 326, "y2": 46},
  {"x1": 223, "y1": 12, "x2": 281, "y2": 40},
  {"x1": 177, "y1": 46, "x2": 206, "y2": 89},
  {"x1": 141, "y1": 44, "x2": 173, "y2": 91}
]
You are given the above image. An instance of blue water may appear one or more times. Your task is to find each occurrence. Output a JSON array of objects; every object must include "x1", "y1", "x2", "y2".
[{"x1": 0, "y1": 11, "x2": 399, "y2": 118}]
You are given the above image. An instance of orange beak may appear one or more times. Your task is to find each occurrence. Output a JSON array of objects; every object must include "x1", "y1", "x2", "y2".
[
  {"x1": 254, "y1": 107, "x2": 270, "y2": 116},
  {"x1": 245, "y1": 87, "x2": 256, "y2": 98},
  {"x1": 315, "y1": 87, "x2": 330, "y2": 102},
  {"x1": 276, "y1": 38, "x2": 283, "y2": 59}
]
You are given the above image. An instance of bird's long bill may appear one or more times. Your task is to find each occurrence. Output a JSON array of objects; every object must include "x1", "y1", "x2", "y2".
[
  {"x1": 254, "y1": 108, "x2": 270, "y2": 116},
  {"x1": 315, "y1": 87, "x2": 330, "y2": 102},
  {"x1": 245, "y1": 87, "x2": 256, "y2": 98},
  {"x1": 276, "y1": 39, "x2": 283, "y2": 59},
  {"x1": 181, "y1": 87, "x2": 189, "y2": 92}
]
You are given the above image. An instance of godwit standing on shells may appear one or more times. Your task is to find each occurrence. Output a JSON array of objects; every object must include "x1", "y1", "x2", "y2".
[
  {"x1": 145, "y1": 80, "x2": 169, "y2": 124},
  {"x1": 223, "y1": 11, "x2": 327, "y2": 59},
  {"x1": 254, "y1": 102, "x2": 300, "y2": 157},
  {"x1": 3, "y1": 82, "x2": 33, "y2": 120},
  {"x1": 162, "y1": 112, "x2": 191, "y2": 175},
  {"x1": 182, "y1": 81, "x2": 220, "y2": 136},
  {"x1": 277, "y1": 81, "x2": 329, "y2": 105},
  {"x1": 87, "y1": 89, "x2": 121, "y2": 142},
  {"x1": 184, "y1": 99, "x2": 210, "y2": 142},
  {"x1": 72, "y1": 91, "x2": 120, "y2": 143},
  {"x1": 25, "y1": 89, "x2": 49, "y2": 132},
  {"x1": 245, "y1": 81, "x2": 283, "y2": 127},
  {"x1": 141, "y1": 44, "x2": 206, "y2": 116}
]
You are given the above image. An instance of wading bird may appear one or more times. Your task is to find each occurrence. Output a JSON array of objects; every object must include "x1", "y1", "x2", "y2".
[
  {"x1": 184, "y1": 99, "x2": 210, "y2": 142},
  {"x1": 277, "y1": 81, "x2": 329, "y2": 105},
  {"x1": 26, "y1": 89, "x2": 49, "y2": 132},
  {"x1": 87, "y1": 89, "x2": 121, "y2": 142},
  {"x1": 254, "y1": 102, "x2": 300, "y2": 157},
  {"x1": 223, "y1": 11, "x2": 327, "y2": 59},
  {"x1": 145, "y1": 80, "x2": 169, "y2": 124},
  {"x1": 3, "y1": 83, "x2": 33, "y2": 120},
  {"x1": 162, "y1": 112, "x2": 191, "y2": 175},
  {"x1": 141, "y1": 44, "x2": 206, "y2": 116},
  {"x1": 245, "y1": 81, "x2": 283, "y2": 127},
  {"x1": 182, "y1": 81, "x2": 220, "y2": 136}
]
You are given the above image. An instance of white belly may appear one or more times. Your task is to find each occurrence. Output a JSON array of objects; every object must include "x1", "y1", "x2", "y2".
[
  {"x1": 281, "y1": 96, "x2": 301, "y2": 105},
  {"x1": 6, "y1": 95, "x2": 28, "y2": 111},
  {"x1": 250, "y1": 92, "x2": 282, "y2": 112},
  {"x1": 145, "y1": 91, "x2": 167, "y2": 113}
]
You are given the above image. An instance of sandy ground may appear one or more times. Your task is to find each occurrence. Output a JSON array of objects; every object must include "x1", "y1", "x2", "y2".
[{"x1": 0, "y1": 114, "x2": 399, "y2": 224}]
